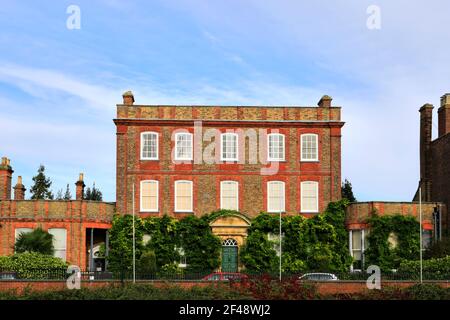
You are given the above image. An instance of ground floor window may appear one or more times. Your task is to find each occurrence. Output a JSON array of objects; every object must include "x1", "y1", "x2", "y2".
[
  {"x1": 350, "y1": 229, "x2": 366, "y2": 271},
  {"x1": 48, "y1": 228, "x2": 67, "y2": 261}
]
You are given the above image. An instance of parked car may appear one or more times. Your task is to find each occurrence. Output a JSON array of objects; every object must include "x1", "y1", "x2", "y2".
[
  {"x1": 202, "y1": 272, "x2": 248, "y2": 281},
  {"x1": 298, "y1": 273, "x2": 339, "y2": 281},
  {"x1": 0, "y1": 272, "x2": 17, "y2": 280}
]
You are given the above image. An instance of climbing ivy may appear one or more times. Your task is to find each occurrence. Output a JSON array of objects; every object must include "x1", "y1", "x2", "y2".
[{"x1": 364, "y1": 214, "x2": 420, "y2": 271}]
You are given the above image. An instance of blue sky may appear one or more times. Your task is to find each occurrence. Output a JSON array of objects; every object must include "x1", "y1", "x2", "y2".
[{"x1": 1, "y1": 0, "x2": 450, "y2": 202}]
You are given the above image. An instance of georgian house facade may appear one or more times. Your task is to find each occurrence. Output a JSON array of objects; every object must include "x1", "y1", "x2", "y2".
[{"x1": 114, "y1": 92, "x2": 343, "y2": 220}]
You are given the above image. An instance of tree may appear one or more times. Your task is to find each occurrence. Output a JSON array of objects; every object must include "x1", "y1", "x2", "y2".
[
  {"x1": 14, "y1": 228, "x2": 54, "y2": 255},
  {"x1": 341, "y1": 179, "x2": 356, "y2": 202},
  {"x1": 64, "y1": 184, "x2": 72, "y2": 200},
  {"x1": 30, "y1": 165, "x2": 54, "y2": 200},
  {"x1": 55, "y1": 189, "x2": 64, "y2": 200},
  {"x1": 84, "y1": 182, "x2": 103, "y2": 201},
  {"x1": 425, "y1": 237, "x2": 450, "y2": 259}
]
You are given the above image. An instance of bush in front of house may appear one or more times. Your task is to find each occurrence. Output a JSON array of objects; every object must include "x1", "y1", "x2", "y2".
[{"x1": 0, "y1": 252, "x2": 67, "y2": 279}]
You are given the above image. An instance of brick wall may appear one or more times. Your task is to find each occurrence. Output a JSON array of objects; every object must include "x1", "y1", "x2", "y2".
[
  {"x1": 431, "y1": 134, "x2": 450, "y2": 231},
  {"x1": 346, "y1": 201, "x2": 446, "y2": 231},
  {"x1": 114, "y1": 101, "x2": 343, "y2": 218}
]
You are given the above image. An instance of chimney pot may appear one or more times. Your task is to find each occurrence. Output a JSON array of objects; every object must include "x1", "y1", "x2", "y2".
[
  {"x1": 75, "y1": 173, "x2": 85, "y2": 200},
  {"x1": 318, "y1": 95, "x2": 332, "y2": 108},
  {"x1": 122, "y1": 90, "x2": 135, "y2": 105},
  {"x1": 0, "y1": 156, "x2": 13, "y2": 200}
]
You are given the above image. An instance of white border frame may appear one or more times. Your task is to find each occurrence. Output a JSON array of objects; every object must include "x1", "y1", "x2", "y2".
[
  {"x1": 140, "y1": 180, "x2": 159, "y2": 212},
  {"x1": 267, "y1": 181, "x2": 286, "y2": 213},
  {"x1": 300, "y1": 181, "x2": 319, "y2": 213},
  {"x1": 220, "y1": 180, "x2": 239, "y2": 210},
  {"x1": 48, "y1": 228, "x2": 67, "y2": 261},
  {"x1": 140, "y1": 131, "x2": 159, "y2": 160},
  {"x1": 174, "y1": 132, "x2": 193, "y2": 161},
  {"x1": 267, "y1": 133, "x2": 285, "y2": 162},
  {"x1": 220, "y1": 133, "x2": 239, "y2": 162},
  {"x1": 300, "y1": 133, "x2": 319, "y2": 162},
  {"x1": 174, "y1": 180, "x2": 193, "y2": 213}
]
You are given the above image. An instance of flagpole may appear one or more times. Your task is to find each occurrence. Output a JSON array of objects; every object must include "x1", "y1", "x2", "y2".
[
  {"x1": 419, "y1": 187, "x2": 423, "y2": 284},
  {"x1": 132, "y1": 183, "x2": 136, "y2": 284},
  {"x1": 279, "y1": 195, "x2": 282, "y2": 282}
]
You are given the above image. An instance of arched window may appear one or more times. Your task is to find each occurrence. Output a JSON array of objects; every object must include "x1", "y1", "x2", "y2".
[
  {"x1": 267, "y1": 133, "x2": 285, "y2": 161},
  {"x1": 220, "y1": 181, "x2": 239, "y2": 210},
  {"x1": 300, "y1": 133, "x2": 318, "y2": 161},
  {"x1": 222, "y1": 238, "x2": 238, "y2": 246},
  {"x1": 267, "y1": 181, "x2": 285, "y2": 213},
  {"x1": 221, "y1": 133, "x2": 238, "y2": 161},
  {"x1": 301, "y1": 181, "x2": 319, "y2": 213},
  {"x1": 141, "y1": 132, "x2": 159, "y2": 160},
  {"x1": 140, "y1": 180, "x2": 159, "y2": 212}
]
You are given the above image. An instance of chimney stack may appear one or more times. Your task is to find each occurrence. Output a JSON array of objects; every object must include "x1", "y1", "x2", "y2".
[
  {"x1": 318, "y1": 95, "x2": 332, "y2": 108},
  {"x1": 0, "y1": 157, "x2": 13, "y2": 201},
  {"x1": 13, "y1": 176, "x2": 26, "y2": 200},
  {"x1": 438, "y1": 93, "x2": 450, "y2": 137},
  {"x1": 122, "y1": 90, "x2": 135, "y2": 106},
  {"x1": 419, "y1": 104, "x2": 434, "y2": 201},
  {"x1": 75, "y1": 173, "x2": 85, "y2": 200}
]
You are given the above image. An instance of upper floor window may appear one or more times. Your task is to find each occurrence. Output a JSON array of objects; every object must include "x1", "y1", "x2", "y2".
[
  {"x1": 140, "y1": 180, "x2": 159, "y2": 212},
  {"x1": 48, "y1": 228, "x2": 67, "y2": 261},
  {"x1": 141, "y1": 132, "x2": 158, "y2": 160},
  {"x1": 174, "y1": 180, "x2": 193, "y2": 212},
  {"x1": 300, "y1": 181, "x2": 319, "y2": 213},
  {"x1": 175, "y1": 132, "x2": 193, "y2": 161},
  {"x1": 220, "y1": 181, "x2": 239, "y2": 210},
  {"x1": 221, "y1": 133, "x2": 238, "y2": 161},
  {"x1": 267, "y1": 181, "x2": 285, "y2": 213},
  {"x1": 300, "y1": 134, "x2": 318, "y2": 161},
  {"x1": 268, "y1": 133, "x2": 285, "y2": 161}
]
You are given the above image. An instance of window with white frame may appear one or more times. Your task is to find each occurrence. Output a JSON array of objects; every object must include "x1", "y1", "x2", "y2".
[
  {"x1": 300, "y1": 181, "x2": 319, "y2": 213},
  {"x1": 300, "y1": 134, "x2": 318, "y2": 161},
  {"x1": 48, "y1": 228, "x2": 67, "y2": 261},
  {"x1": 267, "y1": 181, "x2": 285, "y2": 212},
  {"x1": 350, "y1": 229, "x2": 365, "y2": 270},
  {"x1": 220, "y1": 181, "x2": 239, "y2": 210},
  {"x1": 141, "y1": 132, "x2": 158, "y2": 160},
  {"x1": 175, "y1": 132, "x2": 193, "y2": 160},
  {"x1": 140, "y1": 180, "x2": 159, "y2": 212},
  {"x1": 268, "y1": 133, "x2": 285, "y2": 161},
  {"x1": 175, "y1": 180, "x2": 193, "y2": 212},
  {"x1": 221, "y1": 133, "x2": 238, "y2": 161}
]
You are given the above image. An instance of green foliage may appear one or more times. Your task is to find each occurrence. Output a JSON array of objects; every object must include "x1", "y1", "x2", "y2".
[
  {"x1": 241, "y1": 201, "x2": 352, "y2": 273},
  {"x1": 177, "y1": 215, "x2": 221, "y2": 273},
  {"x1": 143, "y1": 215, "x2": 179, "y2": 269},
  {"x1": 398, "y1": 256, "x2": 450, "y2": 275},
  {"x1": 137, "y1": 251, "x2": 157, "y2": 274},
  {"x1": 365, "y1": 214, "x2": 420, "y2": 271},
  {"x1": 206, "y1": 209, "x2": 248, "y2": 223},
  {"x1": 63, "y1": 184, "x2": 72, "y2": 200},
  {"x1": 0, "y1": 252, "x2": 67, "y2": 279},
  {"x1": 29, "y1": 165, "x2": 54, "y2": 200},
  {"x1": 14, "y1": 228, "x2": 54, "y2": 255},
  {"x1": 425, "y1": 236, "x2": 450, "y2": 259},
  {"x1": 84, "y1": 182, "x2": 103, "y2": 201},
  {"x1": 107, "y1": 214, "x2": 144, "y2": 273},
  {"x1": 341, "y1": 179, "x2": 356, "y2": 202},
  {"x1": 0, "y1": 283, "x2": 252, "y2": 300},
  {"x1": 240, "y1": 230, "x2": 278, "y2": 273}
]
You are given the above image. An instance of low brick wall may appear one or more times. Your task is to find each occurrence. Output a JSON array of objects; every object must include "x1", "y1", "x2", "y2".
[{"x1": 1, "y1": 280, "x2": 449, "y2": 296}]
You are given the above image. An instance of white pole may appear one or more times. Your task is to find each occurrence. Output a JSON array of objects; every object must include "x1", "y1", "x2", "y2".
[
  {"x1": 419, "y1": 187, "x2": 423, "y2": 284},
  {"x1": 132, "y1": 183, "x2": 136, "y2": 284},
  {"x1": 279, "y1": 194, "x2": 282, "y2": 282}
]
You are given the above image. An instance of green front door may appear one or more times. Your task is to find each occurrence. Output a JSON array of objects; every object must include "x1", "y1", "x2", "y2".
[{"x1": 222, "y1": 241, "x2": 238, "y2": 272}]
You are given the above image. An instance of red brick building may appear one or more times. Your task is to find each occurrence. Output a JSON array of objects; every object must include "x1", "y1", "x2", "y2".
[{"x1": 114, "y1": 92, "x2": 344, "y2": 222}]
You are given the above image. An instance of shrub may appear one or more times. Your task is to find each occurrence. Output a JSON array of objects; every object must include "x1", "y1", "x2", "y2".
[
  {"x1": 398, "y1": 256, "x2": 450, "y2": 278},
  {"x1": 0, "y1": 252, "x2": 67, "y2": 279},
  {"x1": 425, "y1": 237, "x2": 450, "y2": 259}
]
